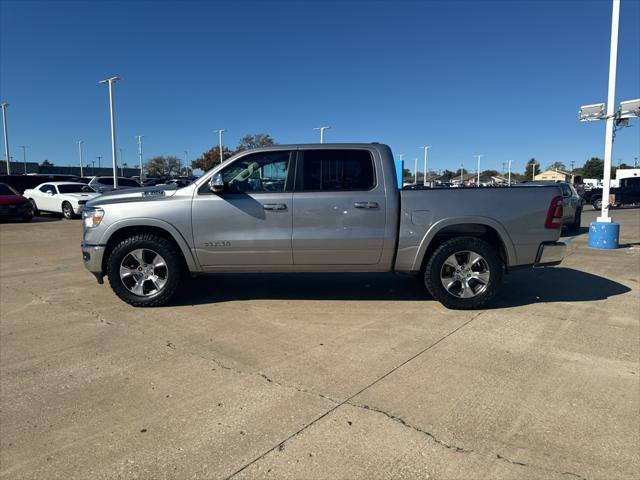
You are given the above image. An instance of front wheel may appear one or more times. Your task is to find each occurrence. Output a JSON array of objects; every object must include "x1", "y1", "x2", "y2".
[
  {"x1": 424, "y1": 237, "x2": 503, "y2": 310},
  {"x1": 62, "y1": 201, "x2": 75, "y2": 219},
  {"x1": 592, "y1": 198, "x2": 602, "y2": 210},
  {"x1": 106, "y1": 233, "x2": 185, "y2": 307},
  {"x1": 29, "y1": 199, "x2": 39, "y2": 216}
]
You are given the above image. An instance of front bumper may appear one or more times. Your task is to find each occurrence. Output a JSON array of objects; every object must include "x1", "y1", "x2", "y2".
[
  {"x1": 81, "y1": 242, "x2": 106, "y2": 283},
  {"x1": 534, "y1": 241, "x2": 567, "y2": 267}
]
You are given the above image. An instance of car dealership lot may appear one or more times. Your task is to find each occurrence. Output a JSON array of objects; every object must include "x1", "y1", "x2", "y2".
[{"x1": 1, "y1": 209, "x2": 638, "y2": 479}]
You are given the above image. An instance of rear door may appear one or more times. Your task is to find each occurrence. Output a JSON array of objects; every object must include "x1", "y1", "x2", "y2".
[{"x1": 292, "y1": 148, "x2": 386, "y2": 265}]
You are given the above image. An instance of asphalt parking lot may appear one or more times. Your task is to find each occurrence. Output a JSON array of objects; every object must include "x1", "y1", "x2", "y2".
[{"x1": 1, "y1": 208, "x2": 638, "y2": 480}]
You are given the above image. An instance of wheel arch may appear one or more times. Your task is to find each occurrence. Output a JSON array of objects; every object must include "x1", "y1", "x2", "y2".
[
  {"x1": 413, "y1": 217, "x2": 516, "y2": 271},
  {"x1": 100, "y1": 220, "x2": 198, "y2": 274}
]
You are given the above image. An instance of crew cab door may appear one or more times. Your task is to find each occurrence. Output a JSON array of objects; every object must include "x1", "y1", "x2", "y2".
[
  {"x1": 291, "y1": 148, "x2": 386, "y2": 265},
  {"x1": 191, "y1": 150, "x2": 294, "y2": 267}
]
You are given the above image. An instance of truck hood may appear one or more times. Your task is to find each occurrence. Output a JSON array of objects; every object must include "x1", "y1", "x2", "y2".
[{"x1": 85, "y1": 185, "x2": 178, "y2": 207}]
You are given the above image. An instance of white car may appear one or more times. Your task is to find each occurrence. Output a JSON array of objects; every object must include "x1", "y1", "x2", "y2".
[{"x1": 23, "y1": 182, "x2": 100, "y2": 219}]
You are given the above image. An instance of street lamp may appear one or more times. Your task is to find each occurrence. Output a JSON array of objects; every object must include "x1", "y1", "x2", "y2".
[
  {"x1": 97, "y1": 156, "x2": 103, "y2": 170},
  {"x1": 413, "y1": 158, "x2": 418, "y2": 185},
  {"x1": 419, "y1": 146, "x2": 431, "y2": 186},
  {"x1": 313, "y1": 126, "x2": 330, "y2": 143},
  {"x1": 214, "y1": 129, "x2": 225, "y2": 164},
  {"x1": 136, "y1": 135, "x2": 145, "y2": 181},
  {"x1": 119, "y1": 148, "x2": 124, "y2": 176},
  {"x1": 474, "y1": 154, "x2": 483, "y2": 186},
  {"x1": 19, "y1": 145, "x2": 29, "y2": 174},
  {"x1": 99, "y1": 76, "x2": 121, "y2": 189},
  {"x1": 77, "y1": 141, "x2": 84, "y2": 176},
  {"x1": 1, "y1": 103, "x2": 10, "y2": 174},
  {"x1": 508, "y1": 160, "x2": 512, "y2": 186}
]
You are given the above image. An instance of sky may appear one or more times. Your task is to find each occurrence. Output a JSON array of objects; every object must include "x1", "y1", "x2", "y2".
[{"x1": 1, "y1": 0, "x2": 639, "y2": 176}]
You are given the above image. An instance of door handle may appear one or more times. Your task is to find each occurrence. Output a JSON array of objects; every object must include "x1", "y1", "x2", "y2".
[
  {"x1": 263, "y1": 203, "x2": 287, "y2": 211},
  {"x1": 354, "y1": 201, "x2": 379, "y2": 209}
]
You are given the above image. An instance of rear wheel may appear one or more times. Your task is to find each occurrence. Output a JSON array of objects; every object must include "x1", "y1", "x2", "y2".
[
  {"x1": 62, "y1": 201, "x2": 75, "y2": 219},
  {"x1": 106, "y1": 233, "x2": 185, "y2": 307},
  {"x1": 593, "y1": 198, "x2": 602, "y2": 210},
  {"x1": 424, "y1": 237, "x2": 503, "y2": 310}
]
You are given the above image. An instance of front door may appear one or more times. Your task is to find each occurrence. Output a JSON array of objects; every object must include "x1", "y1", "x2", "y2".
[
  {"x1": 292, "y1": 148, "x2": 387, "y2": 265},
  {"x1": 191, "y1": 150, "x2": 294, "y2": 267}
]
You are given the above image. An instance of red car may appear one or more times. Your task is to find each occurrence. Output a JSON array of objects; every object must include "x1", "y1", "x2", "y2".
[{"x1": 0, "y1": 182, "x2": 33, "y2": 222}]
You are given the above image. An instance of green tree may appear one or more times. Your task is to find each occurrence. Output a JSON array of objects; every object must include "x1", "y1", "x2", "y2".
[
  {"x1": 481, "y1": 169, "x2": 499, "y2": 178},
  {"x1": 41, "y1": 159, "x2": 54, "y2": 167},
  {"x1": 454, "y1": 168, "x2": 468, "y2": 178},
  {"x1": 440, "y1": 169, "x2": 455, "y2": 181},
  {"x1": 192, "y1": 146, "x2": 233, "y2": 172},
  {"x1": 145, "y1": 156, "x2": 181, "y2": 177},
  {"x1": 547, "y1": 161, "x2": 566, "y2": 171},
  {"x1": 235, "y1": 134, "x2": 275, "y2": 152},
  {"x1": 524, "y1": 158, "x2": 540, "y2": 180},
  {"x1": 581, "y1": 157, "x2": 604, "y2": 178}
]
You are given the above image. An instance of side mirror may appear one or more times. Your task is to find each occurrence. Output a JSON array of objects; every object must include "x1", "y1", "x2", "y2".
[
  {"x1": 47, "y1": 191, "x2": 54, "y2": 196},
  {"x1": 209, "y1": 173, "x2": 225, "y2": 193}
]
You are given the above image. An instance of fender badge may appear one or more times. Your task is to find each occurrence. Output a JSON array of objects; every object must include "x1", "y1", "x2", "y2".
[{"x1": 143, "y1": 190, "x2": 165, "y2": 197}]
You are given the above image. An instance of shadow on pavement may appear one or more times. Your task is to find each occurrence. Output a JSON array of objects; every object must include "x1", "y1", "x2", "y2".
[
  {"x1": 173, "y1": 267, "x2": 630, "y2": 308},
  {"x1": 0, "y1": 215, "x2": 63, "y2": 224}
]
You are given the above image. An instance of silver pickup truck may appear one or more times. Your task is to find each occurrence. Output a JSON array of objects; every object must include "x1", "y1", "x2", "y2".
[{"x1": 81, "y1": 143, "x2": 566, "y2": 309}]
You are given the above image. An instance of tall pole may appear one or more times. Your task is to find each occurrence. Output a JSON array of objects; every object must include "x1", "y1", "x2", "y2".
[
  {"x1": 1, "y1": 103, "x2": 10, "y2": 175},
  {"x1": 99, "y1": 76, "x2": 121, "y2": 189},
  {"x1": 214, "y1": 129, "x2": 225, "y2": 164},
  {"x1": 420, "y1": 146, "x2": 431, "y2": 186},
  {"x1": 474, "y1": 154, "x2": 483, "y2": 186},
  {"x1": 508, "y1": 160, "x2": 512, "y2": 186},
  {"x1": 532, "y1": 162, "x2": 536, "y2": 180},
  {"x1": 599, "y1": 0, "x2": 620, "y2": 222},
  {"x1": 460, "y1": 164, "x2": 464, "y2": 185},
  {"x1": 413, "y1": 158, "x2": 418, "y2": 185},
  {"x1": 184, "y1": 150, "x2": 189, "y2": 175},
  {"x1": 92, "y1": 160, "x2": 96, "y2": 174},
  {"x1": 313, "y1": 126, "x2": 330, "y2": 143},
  {"x1": 136, "y1": 135, "x2": 145, "y2": 180},
  {"x1": 97, "y1": 156, "x2": 102, "y2": 170},
  {"x1": 119, "y1": 148, "x2": 124, "y2": 177},
  {"x1": 19, "y1": 145, "x2": 28, "y2": 174},
  {"x1": 77, "y1": 141, "x2": 84, "y2": 176}
]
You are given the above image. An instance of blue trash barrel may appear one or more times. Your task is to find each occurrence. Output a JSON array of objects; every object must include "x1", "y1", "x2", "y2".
[{"x1": 588, "y1": 221, "x2": 620, "y2": 249}]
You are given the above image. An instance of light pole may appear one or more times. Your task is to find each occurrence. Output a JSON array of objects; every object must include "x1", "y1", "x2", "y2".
[
  {"x1": 136, "y1": 135, "x2": 145, "y2": 180},
  {"x1": 419, "y1": 146, "x2": 431, "y2": 186},
  {"x1": 214, "y1": 129, "x2": 225, "y2": 164},
  {"x1": 19, "y1": 145, "x2": 28, "y2": 174},
  {"x1": 460, "y1": 164, "x2": 464, "y2": 185},
  {"x1": 184, "y1": 150, "x2": 189, "y2": 176},
  {"x1": 99, "y1": 76, "x2": 121, "y2": 189},
  {"x1": 413, "y1": 158, "x2": 418, "y2": 185},
  {"x1": 97, "y1": 156, "x2": 102, "y2": 170},
  {"x1": 92, "y1": 160, "x2": 96, "y2": 174},
  {"x1": 508, "y1": 160, "x2": 512, "y2": 186},
  {"x1": 119, "y1": 148, "x2": 124, "y2": 177},
  {"x1": 77, "y1": 141, "x2": 84, "y2": 176},
  {"x1": 313, "y1": 126, "x2": 330, "y2": 143},
  {"x1": 474, "y1": 154, "x2": 483, "y2": 186},
  {"x1": 531, "y1": 162, "x2": 537, "y2": 180},
  {"x1": 1, "y1": 103, "x2": 10, "y2": 175}
]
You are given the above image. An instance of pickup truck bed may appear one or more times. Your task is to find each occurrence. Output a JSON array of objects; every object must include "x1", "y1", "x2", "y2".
[{"x1": 81, "y1": 143, "x2": 566, "y2": 309}]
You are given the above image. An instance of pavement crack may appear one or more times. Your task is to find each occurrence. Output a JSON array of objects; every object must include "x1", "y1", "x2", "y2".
[
  {"x1": 495, "y1": 453, "x2": 588, "y2": 480},
  {"x1": 347, "y1": 401, "x2": 472, "y2": 453}
]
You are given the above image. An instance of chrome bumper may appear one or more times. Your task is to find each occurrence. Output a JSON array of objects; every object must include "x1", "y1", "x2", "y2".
[
  {"x1": 81, "y1": 243, "x2": 106, "y2": 283},
  {"x1": 535, "y1": 241, "x2": 567, "y2": 267}
]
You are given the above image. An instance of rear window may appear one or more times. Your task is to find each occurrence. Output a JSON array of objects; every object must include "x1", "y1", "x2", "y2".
[
  {"x1": 58, "y1": 184, "x2": 92, "y2": 194},
  {"x1": 298, "y1": 149, "x2": 375, "y2": 191}
]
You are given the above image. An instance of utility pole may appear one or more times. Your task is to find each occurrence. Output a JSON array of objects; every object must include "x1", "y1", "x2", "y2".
[
  {"x1": 460, "y1": 164, "x2": 464, "y2": 185},
  {"x1": 502, "y1": 161, "x2": 506, "y2": 177},
  {"x1": 570, "y1": 160, "x2": 575, "y2": 172},
  {"x1": 532, "y1": 162, "x2": 537, "y2": 180},
  {"x1": 413, "y1": 158, "x2": 418, "y2": 185},
  {"x1": 419, "y1": 146, "x2": 431, "y2": 187},
  {"x1": 1, "y1": 103, "x2": 10, "y2": 175},
  {"x1": 184, "y1": 150, "x2": 189, "y2": 176},
  {"x1": 214, "y1": 129, "x2": 225, "y2": 163},
  {"x1": 508, "y1": 160, "x2": 512, "y2": 186},
  {"x1": 97, "y1": 156, "x2": 103, "y2": 170},
  {"x1": 92, "y1": 160, "x2": 96, "y2": 174},
  {"x1": 19, "y1": 145, "x2": 28, "y2": 174},
  {"x1": 474, "y1": 154, "x2": 483, "y2": 186},
  {"x1": 119, "y1": 148, "x2": 124, "y2": 177},
  {"x1": 136, "y1": 135, "x2": 145, "y2": 180},
  {"x1": 99, "y1": 76, "x2": 121, "y2": 189},
  {"x1": 313, "y1": 126, "x2": 330, "y2": 144},
  {"x1": 77, "y1": 141, "x2": 84, "y2": 176}
]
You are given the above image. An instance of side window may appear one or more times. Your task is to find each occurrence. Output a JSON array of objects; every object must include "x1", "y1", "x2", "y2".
[
  {"x1": 220, "y1": 151, "x2": 291, "y2": 193},
  {"x1": 40, "y1": 184, "x2": 55, "y2": 194},
  {"x1": 98, "y1": 178, "x2": 111, "y2": 185},
  {"x1": 561, "y1": 184, "x2": 571, "y2": 197},
  {"x1": 298, "y1": 149, "x2": 375, "y2": 191}
]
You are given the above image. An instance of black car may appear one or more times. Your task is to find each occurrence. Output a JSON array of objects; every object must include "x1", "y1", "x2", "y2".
[{"x1": 583, "y1": 177, "x2": 640, "y2": 209}]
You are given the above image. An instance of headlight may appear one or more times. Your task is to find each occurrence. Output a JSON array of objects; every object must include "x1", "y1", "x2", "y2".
[{"x1": 82, "y1": 207, "x2": 105, "y2": 228}]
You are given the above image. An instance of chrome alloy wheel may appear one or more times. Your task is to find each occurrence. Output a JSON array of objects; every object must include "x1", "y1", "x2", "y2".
[
  {"x1": 119, "y1": 248, "x2": 168, "y2": 297},
  {"x1": 440, "y1": 250, "x2": 490, "y2": 299}
]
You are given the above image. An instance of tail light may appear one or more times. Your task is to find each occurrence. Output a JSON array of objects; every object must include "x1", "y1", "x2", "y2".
[{"x1": 545, "y1": 195, "x2": 563, "y2": 229}]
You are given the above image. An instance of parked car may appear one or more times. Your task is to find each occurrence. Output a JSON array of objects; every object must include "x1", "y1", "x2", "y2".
[
  {"x1": 81, "y1": 143, "x2": 568, "y2": 310},
  {"x1": 23, "y1": 182, "x2": 100, "y2": 219},
  {"x1": 522, "y1": 181, "x2": 582, "y2": 232},
  {"x1": 0, "y1": 183, "x2": 33, "y2": 222},
  {"x1": 583, "y1": 177, "x2": 640, "y2": 210},
  {"x1": 87, "y1": 176, "x2": 140, "y2": 193}
]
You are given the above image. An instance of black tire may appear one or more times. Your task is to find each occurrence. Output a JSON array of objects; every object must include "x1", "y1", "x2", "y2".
[
  {"x1": 29, "y1": 199, "x2": 39, "y2": 216},
  {"x1": 423, "y1": 236, "x2": 503, "y2": 310},
  {"x1": 567, "y1": 208, "x2": 581, "y2": 233},
  {"x1": 106, "y1": 233, "x2": 186, "y2": 307},
  {"x1": 62, "y1": 201, "x2": 75, "y2": 219},
  {"x1": 21, "y1": 213, "x2": 33, "y2": 222},
  {"x1": 593, "y1": 198, "x2": 602, "y2": 210}
]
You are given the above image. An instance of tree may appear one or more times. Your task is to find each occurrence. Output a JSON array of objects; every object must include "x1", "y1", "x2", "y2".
[
  {"x1": 547, "y1": 161, "x2": 566, "y2": 171},
  {"x1": 454, "y1": 168, "x2": 468, "y2": 178},
  {"x1": 191, "y1": 146, "x2": 233, "y2": 172},
  {"x1": 235, "y1": 134, "x2": 275, "y2": 152},
  {"x1": 41, "y1": 159, "x2": 54, "y2": 167},
  {"x1": 581, "y1": 157, "x2": 604, "y2": 179},
  {"x1": 481, "y1": 169, "x2": 499, "y2": 178},
  {"x1": 524, "y1": 158, "x2": 540, "y2": 180},
  {"x1": 145, "y1": 156, "x2": 181, "y2": 177},
  {"x1": 440, "y1": 169, "x2": 455, "y2": 181}
]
